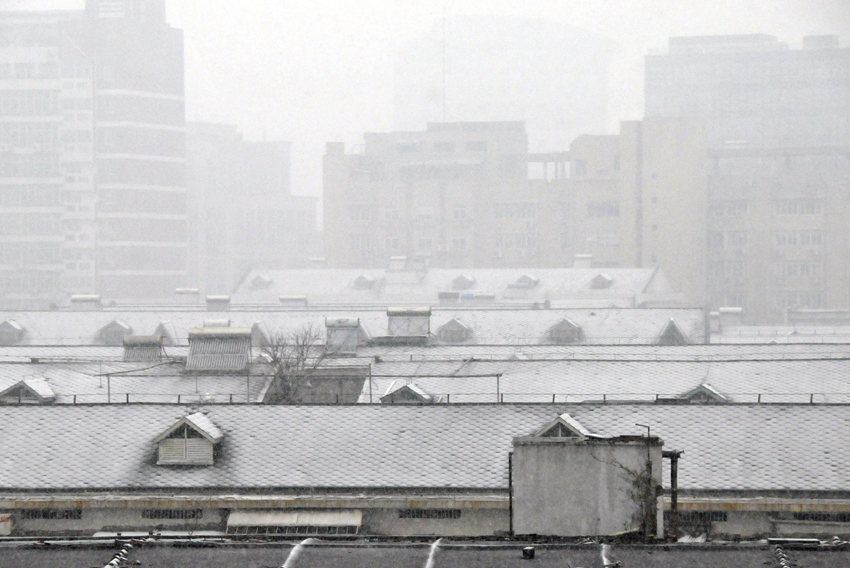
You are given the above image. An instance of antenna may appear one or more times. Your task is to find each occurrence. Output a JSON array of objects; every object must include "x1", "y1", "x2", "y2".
[{"x1": 441, "y1": 1, "x2": 447, "y2": 122}]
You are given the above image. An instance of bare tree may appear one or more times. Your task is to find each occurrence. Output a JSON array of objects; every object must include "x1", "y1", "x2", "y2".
[{"x1": 258, "y1": 323, "x2": 326, "y2": 404}]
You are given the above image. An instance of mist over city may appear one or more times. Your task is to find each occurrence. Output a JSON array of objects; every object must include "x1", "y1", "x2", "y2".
[{"x1": 1, "y1": 1, "x2": 850, "y2": 566}]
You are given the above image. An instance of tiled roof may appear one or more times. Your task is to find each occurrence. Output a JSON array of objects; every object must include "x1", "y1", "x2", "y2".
[
  {"x1": 0, "y1": 361, "x2": 270, "y2": 404},
  {"x1": 232, "y1": 267, "x2": 680, "y2": 305},
  {"x1": 0, "y1": 404, "x2": 847, "y2": 492},
  {"x1": 0, "y1": 307, "x2": 706, "y2": 346},
  {"x1": 361, "y1": 357, "x2": 850, "y2": 403}
]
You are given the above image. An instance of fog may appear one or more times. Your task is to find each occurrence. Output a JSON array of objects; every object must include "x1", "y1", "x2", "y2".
[{"x1": 0, "y1": 0, "x2": 848, "y2": 322}]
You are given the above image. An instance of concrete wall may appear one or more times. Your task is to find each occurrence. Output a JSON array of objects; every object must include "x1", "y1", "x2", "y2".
[{"x1": 512, "y1": 437, "x2": 663, "y2": 536}]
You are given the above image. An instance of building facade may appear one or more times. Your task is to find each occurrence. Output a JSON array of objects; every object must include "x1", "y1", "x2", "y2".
[
  {"x1": 322, "y1": 119, "x2": 707, "y2": 307},
  {"x1": 0, "y1": 0, "x2": 187, "y2": 307},
  {"x1": 645, "y1": 34, "x2": 850, "y2": 321},
  {"x1": 186, "y1": 122, "x2": 319, "y2": 295}
]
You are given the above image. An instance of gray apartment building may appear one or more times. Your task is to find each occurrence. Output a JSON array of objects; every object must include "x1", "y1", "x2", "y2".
[
  {"x1": 645, "y1": 34, "x2": 850, "y2": 321},
  {"x1": 0, "y1": 0, "x2": 187, "y2": 307}
]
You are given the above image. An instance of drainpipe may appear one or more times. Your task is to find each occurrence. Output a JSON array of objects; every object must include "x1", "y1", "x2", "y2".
[
  {"x1": 663, "y1": 450, "x2": 683, "y2": 540},
  {"x1": 508, "y1": 451, "x2": 514, "y2": 536}
]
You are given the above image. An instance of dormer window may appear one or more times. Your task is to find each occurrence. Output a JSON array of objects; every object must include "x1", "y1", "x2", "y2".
[
  {"x1": 657, "y1": 318, "x2": 688, "y2": 346},
  {"x1": 549, "y1": 318, "x2": 581, "y2": 344},
  {"x1": 437, "y1": 318, "x2": 471, "y2": 343},
  {"x1": 452, "y1": 274, "x2": 475, "y2": 290},
  {"x1": 590, "y1": 273, "x2": 614, "y2": 289},
  {"x1": 97, "y1": 320, "x2": 132, "y2": 346},
  {"x1": 0, "y1": 320, "x2": 24, "y2": 345},
  {"x1": 380, "y1": 383, "x2": 435, "y2": 405},
  {"x1": 680, "y1": 383, "x2": 728, "y2": 404},
  {"x1": 353, "y1": 275, "x2": 376, "y2": 290},
  {"x1": 0, "y1": 377, "x2": 55, "y2": 404},
  {"x1": 534, "y1": 413, "x2": 600, "y2": 439},
  {"x1": 250, "y1": 274, "x2": 273, "y2": 290},
  {"x1": 154, "y1": 321, "x2": 179, "y2": 346},
  {"x1": 154, "y1": 412, "x2": 223, "y2": 466},
  {"x1": 511, "y1": 274, "x2": 539, "y2": 289}
]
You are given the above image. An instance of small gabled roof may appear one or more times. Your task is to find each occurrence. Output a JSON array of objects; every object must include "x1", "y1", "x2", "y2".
[
  {"x1": 353, "y1": 274, "x2": 376, "y2": 289},
  {"x1": 590, "y1": 273, "x2": 614, "y2": 289},
  {"x1": 154, "y1": 321, "x2": 179, "y2": 346},
  {"x1": 250, "y1": 273, "x2": 273, "y2": 289},
  {"x1": 380, "y1": 382, "x2": 434, "y2": 404},
  {"x1": 251, "y1": 321, "x2": 271, "y2": 346},
  {"x1": 452, "y1": 273, "x2": 476, "y2": 289},
  {"x1": 0, "y1": 377, "x2": 55, "y2": 403},
  {"x1": 534, "y1": 413, "x2": 602, "y2": 439},
  {"x1": 512, "y1": 274, "x2": 540, "y2": 288},
  {"x1": 680, "y1": 383, "x2": 728, "y2": 403},
  {"x1": 0, "y1": 320, "x2": 24, "y2": 345},
  {"x1": 657, "y1": 318, "x2": 688, "y2": 346},
  {"x1": 439, "y1": 318, "x2": 470, "y2": 332},
  {"x1": 153, "y1": 412, "x2": 224, "y2": 445}
]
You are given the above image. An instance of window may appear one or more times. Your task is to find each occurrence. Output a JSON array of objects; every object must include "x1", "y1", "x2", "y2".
[
  {"x1": 664, "y1": 511, "x2": 726, "y2": 523},
  {"x1": 383, "y1": 208, "x2": 399, "y2": 221},
  {"x1": 573, "y1": 159, "x2": 587, "y2": 176},
  {"x1": 20, "y1": 509, "x2": 82, "y2": 520},
  {"x1": 587, "y1": 201, "x2": 619, "y2": 217},
  {"x1": 385, "y1": 237, "x2": 399, "y2": 250},
  {"x1": 418, "y1": 237, "x2": 433, "y2": 250},
  {"x1": 451, "y1": 207, "x2": 468, "y2": 222},
  {"x1": 142, "y1": 509, "x2": 203, "y2": 520},
  {"x1": 792, "y1": 512, "x2": 850, "y2": 523},
  {"x1": 776, "y1": 198, "x2": 823, "y2": 215},
  {"x1": 433, "y1": 141, "x2": 454, "y2": 152},
  {"x1": 709, "y1": 200, "x2": 748, "y2": 217},
  {"x1": 466, "y1": 140, "x2": 487, "y2": 152},
  {"x1": 451, "y1": 237, "x2": 466, "y2": 250},
  {"x1": 399, "y1": 509, "x2": 462, "y2": 519},
  {"x1": 349, "y1": 204, "x2": 371, "y2": 222}
]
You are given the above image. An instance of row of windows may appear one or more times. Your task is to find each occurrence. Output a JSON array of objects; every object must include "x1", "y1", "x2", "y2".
[
  {"x1": 709, "y1": 200, "x2": 748, "y2": 217},
  {"x1": 0, "y1": 185, "x2": 61, "y2": 207},
  {"x1": 792, "y1": 512, "x2": 850, "y2": 523},
  {"x1": 396, "y1": 140, "x2": 487, "y2": 153},
  {"x1": 141, "y1": 509, "x2": 203, "y2": 520},
  {"x1": 587, "y1": 200, "x2": 619, "y2": 217},
  {"x1": 0, "y1": 61, "x2": 91, "y2": 79},
  {"x1": 776, "y1": 198, "x2": 823, "y2": 215},
  {"x1": 0, "y1": 243, "x2": 60, "y2": 265},
  {"x1": 663, "y1": 511, "x2": 727, "y2": 523},
  {"x1": 775, "y1": 261, "x2": 821, "y2": 279},
  {"x1": 0, "y1": 123, "x2": 59, "y2": 147},
  {"x1": 227, "y1": 525, "x2": 358, "y2": 535},
  {"x1": 708, "y1": 260, "x2": 745, "y2": 281},
  {"x1": 0, "y1": 213, "x2": 62, "y2": 236},
  {"x1": 494, "y1": 203, "x2": 536, "y2": 219},
  {"x1": 495, "y1": 233, "x2": 538, "y2": 249},
  {"x1": 398, "y1": 508, "x2": 462, "y2": 519},
  {"x1": 0, "y1": 153, "x2": 60, "y2": 177},
  {"x1": 0, "y1": 90, "x2": 58, "y2": 116},
  {"x1": 20, "y1": 509, "x2": 82, "y2": 520},
  {"x1": 775, "y1": 292, "x2": 824, "y2": 308},
  {"x1": 708, "y1": 231, "x2": 747, "y2": 248},
  {"x1": 775, "y1": 231, "x2": 822, "y2": 247},
  {"x1": 0, "y1": 270, "x2": 60, "y2": 295}
]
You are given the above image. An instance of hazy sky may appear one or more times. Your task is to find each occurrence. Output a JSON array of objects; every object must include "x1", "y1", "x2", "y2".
[{"x1": 6, "y1": 0, "x2": 850, "y2": 198}]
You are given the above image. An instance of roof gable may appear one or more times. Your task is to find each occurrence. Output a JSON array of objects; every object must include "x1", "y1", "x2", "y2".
[
  {"x1": 549, "y1": 318, "x2": 581, "y2": 344},
  {"x1": 153, "y1": 321, "x2": 179, "y2": 346},
  {"x1": 437, "y1": 318, "x2": 471, "y2": 343},
  {"x1": 0, "y1": 377, "x2": 55, "y2": 403},
  {"x1": 680, "y1": 383, "x2": 728, "y2": 404},
  {"x1": 153, "y1": 412, "x2": 224, "y2": 445},
  {"x1": 657, "y1": 318, "x2": 688, "y2": 346},
  {"x1": 452, "y1": 273, "x2": 476, "y2": 290},
  {"x1": 380, "y1": 383, "x2": 434, "y2": 404},
  {"x1": 535, "y1": 413, "x2": 599, "y2": 439},
  {"x1": 97, "y1": 320, "x2": 133, "y2": 346},
  {"x1": 590, "y1": 273, "x2": 614, "y2": 289},
  {"x1": 0, "y1": 320, "x2": 24, "y2": 345}
]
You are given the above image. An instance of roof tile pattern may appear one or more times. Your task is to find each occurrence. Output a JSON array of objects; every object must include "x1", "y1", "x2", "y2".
[{"x1": 0, "y1": 404, "x2": 847, "y2": 492}]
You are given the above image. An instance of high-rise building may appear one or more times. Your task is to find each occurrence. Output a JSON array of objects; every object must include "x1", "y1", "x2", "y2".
[
  {"x1": 186, "y1": 122, "x2": 319, "y2": 295},
  {"x1": 0, "y1": 0, "x2": 186, "y2": 307},
  {"x1": 645, "y1": 35, "x2": 850, "y2": 321}
]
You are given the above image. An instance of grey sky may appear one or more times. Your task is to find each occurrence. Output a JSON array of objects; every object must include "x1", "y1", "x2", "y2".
[{"x1": 5, "y1": 0, "x2": 850, "y2": 198}]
